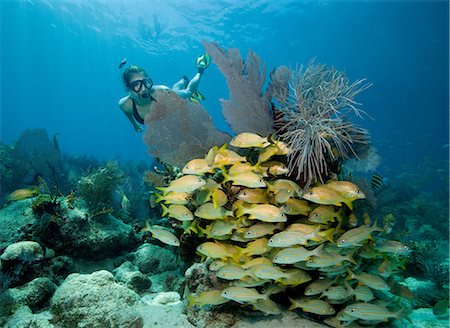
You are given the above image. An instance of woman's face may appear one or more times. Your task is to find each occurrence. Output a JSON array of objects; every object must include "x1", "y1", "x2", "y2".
[{"x1": 128, "y1": 73, "x2": 153, "y2": 97}]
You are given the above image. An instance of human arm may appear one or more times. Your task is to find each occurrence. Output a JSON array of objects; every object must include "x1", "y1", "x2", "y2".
[{"x1": 118, "y1": 96, "x2": 143, "y2": 132}]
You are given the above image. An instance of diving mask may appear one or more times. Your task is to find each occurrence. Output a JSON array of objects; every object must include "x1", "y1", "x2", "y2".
[{"x1": 128, "y1": 77, "x2": 153, "y2": 93}]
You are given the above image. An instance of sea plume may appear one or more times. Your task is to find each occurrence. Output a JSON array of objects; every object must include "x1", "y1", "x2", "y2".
[
  {"x1": 143, "y1": 90, "x2": 231, "y2": 168},
  {"x1": 273, "y1": 62, "x2": 371, "y2": 187},
  {"x1": 202, "y1": 41, "x2": 274, "y2": 136}
]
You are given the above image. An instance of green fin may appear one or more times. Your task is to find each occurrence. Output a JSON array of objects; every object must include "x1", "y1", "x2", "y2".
[{"x1": 196, "y1": 53, "x2": 211, "y2": 69}]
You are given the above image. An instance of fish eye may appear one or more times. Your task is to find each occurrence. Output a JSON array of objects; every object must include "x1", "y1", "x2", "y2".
[
  {"x1": 349, "y1": 308, "x2": 355, "y2": 312},
  {"x1": 268, "y1": 239, "x2": 274, "y2": 244},
  {"x1": 339, "y1": 240, "x2": 345, "y2": 244},
  {"x1": 308, "y1": 191, "x2": 313, "y2": 195}
]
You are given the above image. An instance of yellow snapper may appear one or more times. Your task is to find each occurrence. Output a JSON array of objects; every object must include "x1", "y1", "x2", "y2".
[
  {"x1": 305, "y1": 278, "x2": 336, "y2": 296},
  {"x1": 217, "y1": 263, "x2": 248, "y2": 280},
  {"x1": 212, "y1": 188, "x2": 228, "y2": 208},
  {"x1": 187, "y1": 290, "x2": 229, "y2": 306},
  {"x1": 141, "y1": 220, "x2": 180, "y2": 246},
  {"x1": 230, "y1": 132, "x2": 270, "y2": 148},
  {"x1": 7, "y1": 186, "x2": 39, "y2": 201},
  {"x1": 302, "y1": 185, "x2": 355, "y2": 209},
  {"x1": 374, "y1": 240, "x2": 411, "y2": 255},
  {"x1": 260, "y1": 161, "x2": 289, "y2": 176},
  {"x1": 346, "y1": 269, "x2": 390, "y2": 291},
  {"x1": 258, "y1": 140, "x2": 290, "y2": 162},
  {"x1": 154, "y1": 191, "x2": 190, "y2": 205},
  {"x1": 196, "y1": 241, "x2": 240, "y2": 261},
  {"x1": 247, "y1": 263, "x2": 290, "y2": 281},
  {"x1": 268, "y1": 226, "x2": 321, "y2": 247},
  {"x1": 208, "y1": 260, "x2": 227, "y2": 271},
  {"x1": 306, "y1": 250, "x2": 357, "y2": 268},
  {"x1": 236, "y1": 204, "x2": 287, "y2": 222},
  {"x1": 240, "y1": 237, "x2": 271, "y2": 256},
  {"x1": 241, "y1": 257, "x2": 273, "y2": 269},
  {"x1": 232, "y1": 277, "x2": 271, "y2": 288},
  {"x1": 278, "y1": 269, "x2": 312, "y2": 286},
  {"x1": 244, "y1": 222, "x2": 284, "y2": 239},
  {"x1": 337, "y1": 221, "x2": 383, "y2": 247},
  {"x1": 157, "y1": 175, "x2": 206, "y2": 194},
  {"x1": 280, "y1": 198, "x2": 312, "y2": 216},
  {"x1": 227, "y1": 162, "x2": 260, "y2": 176},
  {"x1": 267, "y1": 179, "x2": 302, "y2": 197},
  {"x1": 222, "y1": 170, "x2": 266, "y2": 188},
  {"x1": 161, "y1": 203, "x2": 194, "y2": 221},
  {"x1": 343, "y1": 303, "x2": 402, "y2": 321},
  {"x1": 352, "y1": 285, "x2": 374, "y2": 302},
  {"x1": 251, "y1": 298, "x2": 281, "y2": 316},
  {"x1": 194, "y1": 202, "x2": 233, "y2": 220},
  {"x1": 221, "y1": 286, "x2": 267, "y2": 304},
  {"x1": 320, "y1": 282, "x2": 353, "y2": 300},
  {"x1": 237, "y1": 188, "x2": 271, "y2": 204},
  {"x1": 273, "y1": 244, "x2": 324, "y2": 264},
  {"x1": 211, "y1": 145, "x2": 247, "y2": 168},
  {"x1": 182, "y1": 158, "x2": 214, "y2": 175},
  {"x1": 308, "y1": 206, "x2": 344, "y2": 224},
  {"x1": 325, "y1": 181, "x2": 366, "y2": 200},
  {"x1": 289, "y1": 298, "x2": 335, "y2": 315},
  {"x1": 209, "y1": 219, "x2": 237, "y2": 237}
]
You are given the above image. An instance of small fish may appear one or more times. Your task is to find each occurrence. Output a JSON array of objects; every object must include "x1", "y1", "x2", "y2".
[
  {"x1": 268, "y1": 226, "x2": 321, "y2": 247},
  {"x1": 118, "y1": 57, "x2": 127, "y2": 69},
  {"x1": 212, "y1": 188, "x2": 228, "y2": 208},
  {"x1": 280, "y1": 198, "x2": 312, "y2": 216},
  {"x1": 247, "y1": 263, "x2": 290, "y2": 281},
  {"x1": 325, "y1": 181, "x2": 366, "y2": 200},
  {"x1": 211, "y1": 145, "x2": 247, "y2": 167},
  {"x1": 237, "y1": 188, "x2": 271, "y2": 204},
  {"x1": 320, "y1": 284, "x2": 352, "y2": 301},
  {"x1": 182, "y1": 158, "x2": 214, "y2": 175},
  {"x1": 273, "y1": 244, "x2": 324, "y2": 264},
  {"x1": 267, "y1": 179, "x2": 302, "y2": 198},
  {"x1": 120, "y1": 191, "x2": 131, "y2": 213},
  {"x1": 336, "y1": 220, "x2": 383, "y2": 248},
  {"x1": 208, "y1": 260, "x2": 227, "y2": 271},
  {"x1": 240, "y1": 238, "x2": 271, "y2": 256},
  {"x1": 157, "y1": 175, "x2": 206, "y2": 194},
  {"x1": 161, "y1": 203, "x2": 194, "y2": 221},
  {"x1": 196, "y1": 241, "x2": 239, "y2": 261},
  {"x1": 244, "y1": 222, "x2": 284, "y2": 239},
  {"x1": 209, "y1": 219, "x2": 237, "y2": 237},
  {"x1": 251, "y1": 298, "x2": 281, "y2": 315},
  {"x1": 154, "y1": 191, "x2": 190, "y2": 205},
  {"x1": 241, "y1": 257, "x2": 273, "y2": 269},
  {"x1": 260, "y1": 161, "x2": 289, "y2": 176},
  {"x1": 346, "y1": 269, "x2": 389, "y2": 291},
  {"x1": 289, "y1": 298, "x2": 335, "y2": 315},
  {"x1": 217, "y1": 263, "x2": 248, "y2": 280},
  {"x1": 371, "y1": 173, "x2": 384, "y2": 189},
  {"x1": 353, "y1": 285, "x2": 374, "y2": 302},
  {"x1": 308, "y1": 206, "x2": 343, "y2": 224},
  {"x1": 302, "y1": 186, "x2": 351, "y2": 208},
  {"x1": 194, "y1": 202, "x2": 233, "y2": 220},
  {"x1": 141, "y1": 220, "x2": 180, "y2": 246},
  {"x1": 221, "y1": 286, "x2": 267, "y2": 304},
  {"x1": 187, "y1": 290, "x2": 229, "y2": 306},
  {"x1": 307, "y1": 250, "x2": 357, "y2": 268},
  {"x1": 343, "y1": 303, "x2": 403, "y2": 321},
  {"x1": 374, "y1": 240, "x2": 411, "y2": 255},
  {"x1": 229, "y1": 132, "x2": 270, "y2": 148},
  {"x1": 305, "y1": 278, "x2": 336, "y2": 296},
  {"x1": 236, "y1": 204, "x2": 287, "y2": 222},
  {"x1": 278, "y1": 268, "x2": 312, "y2": 286},
  {"x1": 7, "y1": 186, "x2": 39, "y2": 202},
  {"x1": 222, "y1": 170, "x2": 266, "y2": 188},
  {"x1": 258, "y1": 140, "x2": 290, "y2": 162}
]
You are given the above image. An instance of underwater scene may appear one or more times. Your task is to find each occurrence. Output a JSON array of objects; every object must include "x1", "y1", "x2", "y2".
[{"x1": 0, "y1": 1, "x2": 448, "y2": 328}]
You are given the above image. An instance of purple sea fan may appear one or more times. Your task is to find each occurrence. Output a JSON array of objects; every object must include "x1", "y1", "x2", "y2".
[{"x1": 273, "y1": 62, "x2": 371, "y2": 188}]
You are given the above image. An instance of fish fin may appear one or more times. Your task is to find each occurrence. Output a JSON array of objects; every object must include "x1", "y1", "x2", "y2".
[
  {"x1": 156, "y1": 186, "x2": 168, "y2": 195},
  {"x1": 287, "y1": 297, "x2": 297, "y2": 311},
  {"x1": 322, "y1": 228, "x2": 335, "y2": 243},
  {"x1": 154, "y1": 192, "x2": 164, "y2": 204},
  {"x1": 187, "y1": 294, "x2": 195, "y2": 307},
  {"x1": 343, "y1": 200, "x2": 353, "y2": 210},
  {"x1": 345, "y1": 268, "x2": 355, "y2": 281},
  {"x1": 160, "y1": 203, "x2": 169, "y2": 217}
]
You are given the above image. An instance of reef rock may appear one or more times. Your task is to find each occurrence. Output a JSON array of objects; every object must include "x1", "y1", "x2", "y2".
[
  {"x1": 8, "y1": 277, "x2": 57, "y2": 312},
  {"x1": 132, "y1": 243, "x2": 178, "y2": 274},
  {"x1": 114, "y1": 261, "x2": 152, "y2": 294},
  {"x1": 0, "y1": 240, "x2": 44, "y2": 262},
  {"x1": 50, "y1": 270, "x2": 143, "y2": 328}
]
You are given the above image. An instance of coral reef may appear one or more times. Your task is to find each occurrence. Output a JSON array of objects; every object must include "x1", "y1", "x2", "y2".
[{"x1": 143, "y1": 89, "x2": 231, "y2": 168}]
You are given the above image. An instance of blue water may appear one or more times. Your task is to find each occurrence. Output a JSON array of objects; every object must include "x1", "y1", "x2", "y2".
[{"x1": 1, "y1": 0, "x2": 448, "y2": 176}]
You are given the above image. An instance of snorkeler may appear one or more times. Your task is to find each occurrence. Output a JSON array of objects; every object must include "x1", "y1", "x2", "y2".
[{"x1": 118, "y1": 54, "x2": 211, "y2": 132}]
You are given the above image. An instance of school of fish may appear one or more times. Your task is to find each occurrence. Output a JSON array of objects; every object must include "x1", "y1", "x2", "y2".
[{"x1": 148, "y1": 132, "x2": 411, "y2": 326}]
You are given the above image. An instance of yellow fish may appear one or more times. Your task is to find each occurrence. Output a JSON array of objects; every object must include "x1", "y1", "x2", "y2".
[
  {"x1": 217, "y1": 264, "x2": 248, "y2": 280},
  {"x1": 289, "y1": 298, "x2": 335, "y2": 315},
  {"x1": 336, "y1": 221, "x2": 383, "y2": 247},
  {"x1": 229, "y1": 132, "x2": 270, "y2": 148},
  {"x1": 161, "y1": 204, "x2": 194, "y2": 221},
  {"x1": 308, "y1": 206, "x2": 344, "y2": 224},
  {"x1": 278, "y1": 269, "x2": 312, "y2": 286},
  {"x1": 260, "y1": 161, "x2": 289, "y2": 176},
  {"x1": 237, "y1": 188, "x2": 271, "y2": 204},
  {"x1": 268, "y1": 226, "x2": 321, "y2": 247},
  {"x1": 212, "y1": 188, "x2": 228, "y2": 208},
  {"x1": 302, "y1": 185, "x2": 354, "y2": 209},
  {"x1": 7, "y1": 186, "x2": 39, "y2": 201},
  {"x1": 258, "y1": 140, "x2": 290, "y2": 162},
  {"x1": 194, "y1": 202, "x2": 233, "y2": 220},
  {"x1": 154, "y1": 191, "x2": 190, "y2": 205},
  {"x1": 240, "y1": 238, "x2": 271, "y2": 256},
  {"x1": 211, "y1": 145, "x2": 247, "y2": 168},
  {"x1": 182, "y1": 158, "x2": 214, "y2": 175},
  {"x1": 187, "y1": 290, "x2": 229, "y2": 306},
  {"x1": 247, "y1": 263, "x2": 290, "y2": 281},
  {"x1": 343, "y1": 303, "x2": 403, "y2": 321},
  {"x1": 157, "y1": 175, "x2": 206, "y2": 194},
  {"x1": 280, "y1": 198, "x2": 312, "y2": 216},
  {"x1": 325, "y1": 181, "x2": 366, "y2": 200},
  {"x1": 227, "y1": 162, "x2": 260, "y2": 177},
  {"x1": 346, "y1": 269, "x2": 390, "y2": 291},
  {"x1": 305, "y1": 278, "x2": 336, "y2": 296},
  {"x1": 141, "y1": 220, "x2": 180, "y2": 246},
  {"x1": 222, "y1": 170, "x2": 266, "y2": 188},
  {"x1": 273, "y1": 244, "x2": 324, "y2": 264},
  {"x1": 235, "y1": 204, "x2": 287, "y2": 222},
  {"x1": 196, "y1": 241, "x2": 240, "y2": 261},
  {"x1": 221, "y1": 287, "x2": 267, "y2": 304},
  {"x1": 244, "y1": 222, "x2": 284, "y2": 239}
]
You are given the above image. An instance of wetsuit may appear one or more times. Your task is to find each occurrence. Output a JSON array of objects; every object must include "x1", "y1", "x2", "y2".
[{"x1": 132, "y1": 99, "x2": 145, "y2": 124}]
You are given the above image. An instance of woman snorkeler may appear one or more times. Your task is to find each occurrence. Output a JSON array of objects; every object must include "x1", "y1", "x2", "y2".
[{"x1": 118, "y1": 54, "x2": 211, "y2": 132}]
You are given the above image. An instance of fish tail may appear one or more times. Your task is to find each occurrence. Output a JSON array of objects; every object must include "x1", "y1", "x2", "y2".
[
  {"x1": 154, "y1": 192, "x2": 164, "y2": 204},
  {"x1": 343, "y1": 199, "x2": 354, "y2": 211},
  {"x1": 322, "y1": 228, "x2": 335, "y2": 243},
  {"x1": 371, "y1": 218, "x2": 384, "y2": 233},
  {"x1": 345, "y1": 268, "x2": 356, "y2": 281},
  {"x1": 156, "y1": 186, "x2": 168, "y2": 195},
  {"x1": 160, "y1": 203, "x2": 169, "y2": 217},
  {"x1": 312, "y1": 243, "x2": 325, "y2": 256},
  {"x1": 187, "y1": 293, "x2": 195, "y2": 307},
  {"x1": 347, "y1": 250, "x2": 358, "y2": 265},
  {"x1": 287, "y1": 297, "x2": 298, "y2": 311},
  {"x1": 396, "y1": 307, "x2": 412, "y2": 323},
  {"x1": 141, "y1": 219, "x2": 152, "y2": 233},
  {"x1": 221, "y1": 166, "x2": 231, "y2": 182}
]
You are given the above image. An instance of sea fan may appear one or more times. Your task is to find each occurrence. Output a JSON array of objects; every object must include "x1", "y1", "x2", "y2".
[{"x1": 273, "y1": 62, "x2": 371, "y2": 187}]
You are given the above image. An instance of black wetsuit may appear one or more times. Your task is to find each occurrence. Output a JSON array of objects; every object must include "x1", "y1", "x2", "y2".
[{"x1": 132, "y1": 99, "x2": 145, "y2": 124}]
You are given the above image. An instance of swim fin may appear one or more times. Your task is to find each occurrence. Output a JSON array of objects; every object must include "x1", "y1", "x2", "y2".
[
  {"x1": 189, "y1": 90, "x2": 206, "y2": 103},
  {"x1": 196, "y1": 53, "x2": 211, "y2": 73}
]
